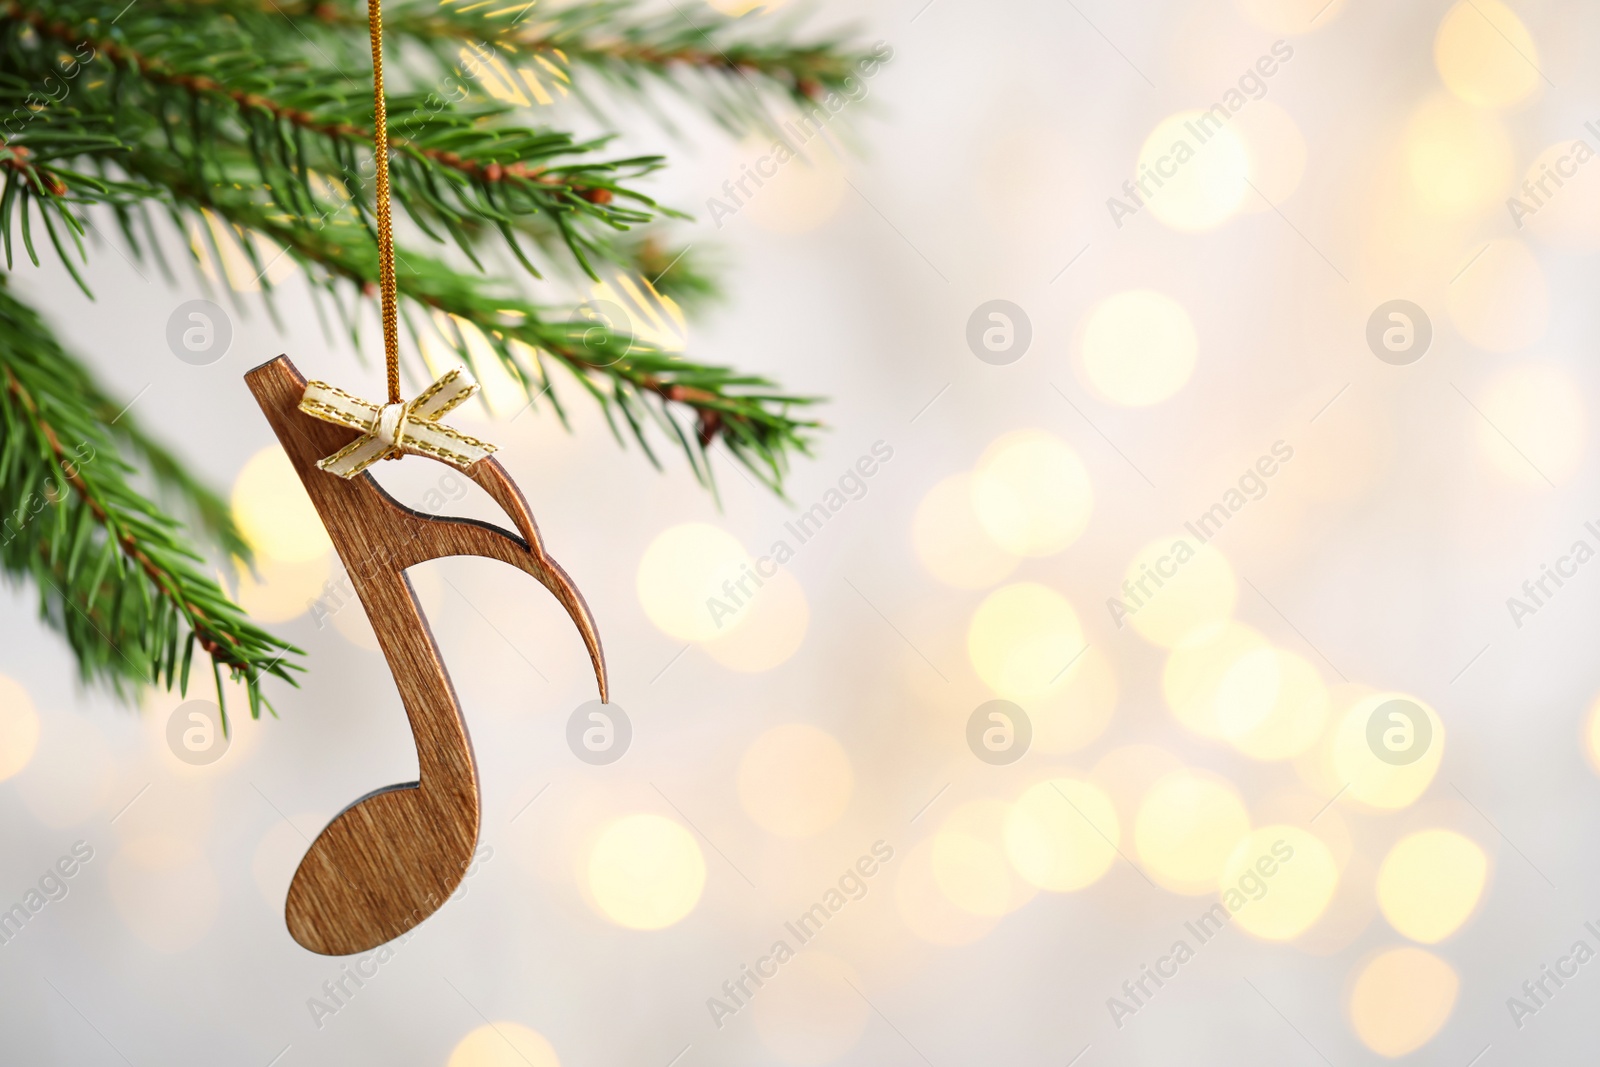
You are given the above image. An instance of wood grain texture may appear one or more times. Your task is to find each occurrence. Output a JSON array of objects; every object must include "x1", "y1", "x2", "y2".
[{"x1": 245, "y1": 355, "x2": 607, "y2": 956}]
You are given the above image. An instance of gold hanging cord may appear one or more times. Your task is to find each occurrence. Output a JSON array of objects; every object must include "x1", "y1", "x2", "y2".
[{"x1": 365, "y1": 0, "x2": 400, "y2": 407}]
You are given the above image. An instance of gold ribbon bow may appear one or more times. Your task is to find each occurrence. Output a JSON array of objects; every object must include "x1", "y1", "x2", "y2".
[{"x1": 299, "y1": 367, "x2": 496, "y2": 478}]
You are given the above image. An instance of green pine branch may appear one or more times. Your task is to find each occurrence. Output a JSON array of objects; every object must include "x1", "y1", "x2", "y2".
[
  {"x1": 192, "y1": 0, "x2": 874, "y2": 136},
  {"x1": 0, "y1": 279, "x2": 299, "y2": 720}
]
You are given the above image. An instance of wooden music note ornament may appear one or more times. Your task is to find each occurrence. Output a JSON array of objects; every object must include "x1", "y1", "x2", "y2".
[{"x1": 246, "y1": 355, "x2": 606, "y2": 956}]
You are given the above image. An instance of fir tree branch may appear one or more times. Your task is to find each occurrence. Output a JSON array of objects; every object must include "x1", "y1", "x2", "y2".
[
  {"x1": 0, "y1": 279, "x2": 299, "y2": 719},
  {"x1": 113, "y1": 146, "x2": 816, "y2": 491},
  {"x1": 0, "y1": 39, "x2": 816, "y2": 491},
  {"x1": 181, "y1": 0, "x2": 874, "y2": 135},
  {"x1": 3, "y1": 0, "x2": 674, "y2": 278}
]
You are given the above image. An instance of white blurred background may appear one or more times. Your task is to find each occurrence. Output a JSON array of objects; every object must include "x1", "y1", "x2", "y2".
[{"x1": 5, "y1": 0, "x2": 1600, "y2": 1062}]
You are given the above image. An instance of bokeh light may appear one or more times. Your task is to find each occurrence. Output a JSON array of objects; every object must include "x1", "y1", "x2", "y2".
[
  {"x1": 1218, "y1": 647, "x2": 1329, "y2": 760},
  {"x1": 895, "y1": 837, "x2": 1000, "y2": 946},
  {"x1": 738, "y1": 723, "x2": 853, "y2": 837},
  {"x1": 932, "y1": 800, "x2": 1037, "y2": 917},
  {"x1": 587, "y1": 814, "x2": 706, "y2": 929},
  {"x1": 1030, "y1": 644, "x2": 1119, "y2": 755},
  {"x1": 1134, "y1": 769, "x2": 1251, "y2": 894},
  {"x1": 0, "y1": 674, "x2": 41, "y2": 781},
  {"x1": 1079, "y1": 290, "x2": 1198, "y2": 406},
  {"x1": 971, "y1": 430, "x2": 1094, "y2": 557},
  {"x1": 1135, "y1": 112, "x2": 1248, "y2": 231},
  {"x1": 701, "y1": 567, "x2": 810, "y2": 672},
  {"x1": 448, "y1": 1022, "x2": 560, "y2": 1067},
  {"x1": 1220, "y1": 826, "x2": 1338, "y2": 941},
  {"x1": 1435, "y1": 0, "x2": 1542, "y2": 109},
  {"x1": 1446, "y1": 238, "x2": 1549, "y2": 352},
  {"x1": 1348, "y1": 947, "x2": 1459, "y2": 1056},
  {"x1": 967, "y1": 582, "x2": 1084, "y2": 697},
  {"x1": 1473, "y1": 362, "x2": 1585, "y2": 485},
  {"x1": 1332, "y1": 693, "x2": 1444, "y2": 809},
  {"x1": 1519, "y1": 140, "x2": 1600, "y2": 250},
  {"x1": 636, "y1": 523, "x2": 750, "y2": 642},
  {"x1": 1586, "y1": 691, "x2": 1600, "y2": 775},
  {"x1": 1235, "y1": 0, "x2": 1345, "y2": 33},
  {"x1": 231, "y1": 446, "x2": 332, "y2": 563},
  {"x1": 232, "y1": 553, "x2": 331, "y2": 624},
  {"x1": 912, "y1": 473, "x2": 1019, "y2": 589},
  {"x1": 1376, "y1": 830, "x2": 1488, "y2": 943},
  {"x1": 1234, "y1": 100, "x2": 1308, "y2": 210},
  {"x1": 739, "y1": 138, "x2": 847, "y2": 235},
  {"x1": 1005, "y1": 778, "x2": 1120, "y2": 892},
  {"x1": 1404, "y1": 96, "x2": 1513, "y2": 215},
  {"x1": 1122, "y1": 536, "x2": 1236, "y2": 648},
  {"x1": 1164, "y1": 622, "x2": 1270, "y2": 740}
]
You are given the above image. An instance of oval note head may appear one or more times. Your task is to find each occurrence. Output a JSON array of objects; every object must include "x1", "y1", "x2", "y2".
[{"x1": 245, "y1": 356, "x2": 606, "y2": 956}]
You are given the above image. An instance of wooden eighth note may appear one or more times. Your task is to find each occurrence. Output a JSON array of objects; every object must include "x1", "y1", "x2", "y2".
[{"x1": 246, "y1": 356, "x2": 607, "y2": 956}]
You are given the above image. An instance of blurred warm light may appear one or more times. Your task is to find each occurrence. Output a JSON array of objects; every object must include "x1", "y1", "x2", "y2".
[
  {"x1": 1005, "y1": 778, "x2": 1120, "y2": 892},
  {"x1": 1473, "y1": 362, "x2": 1585, "y2": 485},
  {"x1": 702, "y1": 567, "x2": 810, "y2": 672},
  {"x1": 1435, "y1": 0, "x2": 1542, "y2": 109},
  {"x1": 1295, "y1": 849, "x2": 1379, "y2": 957},
  {"x1": 448, "y1": 1022, "x2": 560, "y2": 1067},
  {"x1": 457, "y1": 40, "x2": 566, "y2": 108},
  {"x1": 971, "y1": 430, "x2": 1094, "y2": 557},
  {"x1": 1221, "y1": 826, "x2": 1337, "y2": 941},
  {"x1": 233, "y1": 553, "x2": 331, "y2": 624},
  {"x1": 1333, "y1": 693, "x2": 1444, "y2": 809},
  {"x1": 1376, "y1": 830, "x2": 1488, "y2": 943},
  {"x1": 740, "y1": 137, "x2": 847, "y2": 235},
  {"x1": 591, "y1": 274, "x2": 689, "y2": 354},
  {"x1": 1164, "y1": 622, "x2": 1270, "y2": 740},
  {"x1": 1234, "y1": 101, "x2": 1308, "y2": 210},
  {"x1": 1404, "y1": 96, "x2": 1513, "y2": 215},
  {"x1": 1122, "y1": 535, "x2": 1236, "y2": 648},
  {"x1": 707, "y1": 0, "x2": 790, "y2": 19},
  {"x1": 1090, "y1": 745, "x2": 1186, "y2": 828},
  {"x1": 1446, "y1": 238, "x2": 1549, "y2": 352},
  {"x1": 967, "y1": 582, "x2": 1084, "y2": 697},
  {"x1": 16, "y1": 709, "x2": 115, "y2": 827},
  {"x1": 1219, "y1": 648, "x2": 1329, "y2": 760},
  {"x1": 751, "y1": 952, "x2": 869, "y2": 1065},
  {"x1": 738, "y1": 723, "x2": 853, "y2": 837},
  {"x1": 636, "y1": 523, "x2": 750, "y2": 642},
  {"x1": 1235, "y1": 0, "x2": 1345, "y2": 33},
  {"x1": 1519, "y1": 141, "x2": 1600, "y2": 250},
  {"x1": 895, "y1": 837, "x2": 1000, "y2": 945},
  {"x1": 1133, "y1": 769, "x2": 1250, "y2": 894},
  {"x1": 1586, "y1": 692, "x2": 1600, "y2": 774},
  {"x1": 1348, "y1": 947, "x2": 1459, "y2": 1057},
  {"x1": 587, "y1": 814, "x2": 706, "y2": 929},
  {"x1": 109, "y1": 836, "x2": 220, "y2": 952},
  {"x1": 1136, "y1": 111, "x2": 1248, "y2": 231},
  {"x1": 231, "y1": 445, "x2": 332, "y2": 563},
  {"x1": 912, "y1": 473, "x2": 1020, "y2": 589},
  {"x1": 1030, "y1": 644, "x2": 1119, "y2": 755},
  {"x1": 1079, "y1": 290, "x2": 1198, "y2": 406},
  {"x1": 0, "y1": 674, "x2": 41, "y2": 781},
  {"x1": 426, "y1": 314, "x2": 529, "y2": 417},
  {"x1": 932, "y1": 800, "x2": 1038, "y2": 917}
]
